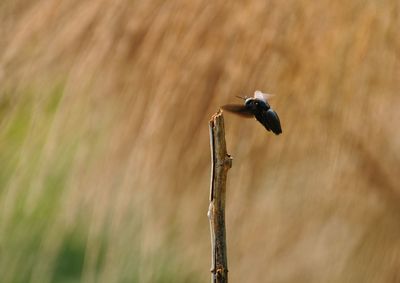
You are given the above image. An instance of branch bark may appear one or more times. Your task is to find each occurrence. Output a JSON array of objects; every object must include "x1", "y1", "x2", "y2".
[{"x1": 208, "y1": 110, "x2": 232, "y2": 283}]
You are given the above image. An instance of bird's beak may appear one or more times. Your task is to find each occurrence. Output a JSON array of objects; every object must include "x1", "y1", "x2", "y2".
[{"x1": 235, "y1": 95, "x2": 246, "y2": 100}]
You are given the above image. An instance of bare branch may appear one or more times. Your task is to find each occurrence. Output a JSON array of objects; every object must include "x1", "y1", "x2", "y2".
[{"x1": 208, "y1": 110, "x2": 232, "y2": 283}]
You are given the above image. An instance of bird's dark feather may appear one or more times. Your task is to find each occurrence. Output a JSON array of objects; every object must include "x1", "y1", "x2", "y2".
[
  {"x1": 221, "y1": 104, "x2": 253, "y2": 118},
  {"x1": 265, "y1": 109, "x2": 282, "y2": 135},
  {"x1": 254, "y1": 109, "x2": 282, "y2": 135}
]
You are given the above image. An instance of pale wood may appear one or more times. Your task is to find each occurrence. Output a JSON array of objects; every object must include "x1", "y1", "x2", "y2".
[{"x1": 208, "y1": 110, "x2": 232, "y2": 283}]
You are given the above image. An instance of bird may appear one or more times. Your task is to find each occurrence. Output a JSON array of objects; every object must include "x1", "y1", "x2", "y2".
[{"x1": 222, "y1": 90, "x2": 282, "y2": 135}]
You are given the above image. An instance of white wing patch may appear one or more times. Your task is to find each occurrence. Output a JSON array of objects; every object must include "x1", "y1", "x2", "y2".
[{"x1": 254, "y1": 90, "x2": 274, "y2": 102}]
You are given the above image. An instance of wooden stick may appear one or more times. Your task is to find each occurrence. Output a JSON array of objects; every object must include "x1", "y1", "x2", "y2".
[{"x1": 208, "y1": 110, "x2": 232, "y2": 283}]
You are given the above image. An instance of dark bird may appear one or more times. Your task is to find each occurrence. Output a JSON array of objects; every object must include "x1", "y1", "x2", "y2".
[{"x1": 222, "y1": 90, "x2": 282, "y2": 135}]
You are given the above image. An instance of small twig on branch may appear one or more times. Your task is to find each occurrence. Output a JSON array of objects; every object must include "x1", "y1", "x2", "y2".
[{"x1": 208, "y1": 110, "x2": 232, "y2": 283}]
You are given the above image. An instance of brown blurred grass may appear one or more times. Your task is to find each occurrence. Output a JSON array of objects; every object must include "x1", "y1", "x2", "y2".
[{"x1": 1, "y1": 0, "x2": 400, "y2": 282}]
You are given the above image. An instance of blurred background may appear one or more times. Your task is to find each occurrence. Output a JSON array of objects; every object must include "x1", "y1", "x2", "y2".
[{"x1": 1, "y1": 0, "x2": 400, "y2": 282}]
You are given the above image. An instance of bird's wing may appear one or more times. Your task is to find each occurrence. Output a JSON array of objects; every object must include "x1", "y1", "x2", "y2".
[
  {"x1": 221, "y1": 104, "x2": 253, "y2": 118},
  {"x1": 254, "y1": 90, "x2": 274, "y2": 103},
  {"x1": 264, "y1": 108, "x2": 282, "y2": 135}
]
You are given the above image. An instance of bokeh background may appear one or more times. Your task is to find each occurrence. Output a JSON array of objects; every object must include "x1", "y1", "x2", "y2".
[{"x1": 1, "y1": 1, "x2": 400, "y2": 282}]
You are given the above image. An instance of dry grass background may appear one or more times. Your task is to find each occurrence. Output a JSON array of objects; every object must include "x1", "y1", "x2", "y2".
[{"x1": 1, "y1": 0, "x2": 400, "y2": 282}]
